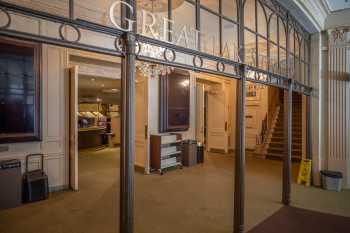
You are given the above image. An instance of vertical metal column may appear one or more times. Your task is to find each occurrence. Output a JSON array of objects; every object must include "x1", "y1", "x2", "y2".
[
  {"x1": 120, "y1": 1, "x2": 136, "y2": 233},
  {"x1": 306, "y1": 36, "x2": 313, "y2": 161},
  {"x1": 283, "y1": 80, "x2": 292, "y2": 205},
  {"x1": 234, "y1": 0, "x2": 246, "y2": 233},
  {"x1": 69, "y1": 0, "x2": 74, "y2": 20},
  {"x1": 306, "y1": 95, "x2": 313, "y2": 161},
  {"x1": 282, "y1": 12, "x2": 292, "y2": 206}
]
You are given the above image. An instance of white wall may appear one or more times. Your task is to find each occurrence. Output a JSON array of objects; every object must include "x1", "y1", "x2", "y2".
[
  {"x1": 245, "y1": 85, "x2": 269, "y2": 150},
  {"x1": 0, "y1": 44, "x2": 68, "y2": 191}
]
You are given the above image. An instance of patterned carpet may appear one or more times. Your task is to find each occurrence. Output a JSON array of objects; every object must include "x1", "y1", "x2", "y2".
[{"x1": 248, "y1": 206, "x2": 350, "y2": 233}]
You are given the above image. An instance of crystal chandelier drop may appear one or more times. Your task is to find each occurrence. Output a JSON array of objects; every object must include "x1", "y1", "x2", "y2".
[
  {"x1": 137, "y1": 62, "x2": 174, "y2": 79},
  {"x1": 136, "y1": 0, "x2": 174, "y2": 78},
  {"x1": 137, "y1": 43, "x2": 174, "y2": 78}
]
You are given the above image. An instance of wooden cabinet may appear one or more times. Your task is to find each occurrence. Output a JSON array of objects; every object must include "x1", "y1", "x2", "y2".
[{"x1": 150, "y1": 134, "x2": 183, "y2": 175}]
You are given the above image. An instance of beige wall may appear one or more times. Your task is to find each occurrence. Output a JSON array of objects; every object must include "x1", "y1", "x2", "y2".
[
  {"x1": 0, "y1": 44, "x2": 68, "y2": 191},
  {"x1": 245, "y1": 84, "x2": 269, "y2": 150}
]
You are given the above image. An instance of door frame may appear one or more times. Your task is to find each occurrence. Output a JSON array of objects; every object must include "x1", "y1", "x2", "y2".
[
  {"x1": 69, "y1": 65, "x2": 79, "y2": 191},
  {"x1": 66, "y1": 50, "x2": 122, "y2": 191}
]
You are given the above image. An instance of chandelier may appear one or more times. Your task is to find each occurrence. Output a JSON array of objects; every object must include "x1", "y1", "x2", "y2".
[
  {"x1": 137, "y1": 62, "x2": 174, "y2": 79},
  {"x1": 137, "y1": 43, "x2": 174, "y2": 78}
]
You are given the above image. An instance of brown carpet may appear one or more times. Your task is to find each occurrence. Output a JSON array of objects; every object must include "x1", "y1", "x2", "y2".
[{"x1": 247, "y1": 206, "x2": 350, "y2": 233}]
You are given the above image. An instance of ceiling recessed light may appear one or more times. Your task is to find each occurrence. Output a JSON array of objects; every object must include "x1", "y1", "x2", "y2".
[{"x1": 91, "y1": 78, "x2": 95, "y2": 82}]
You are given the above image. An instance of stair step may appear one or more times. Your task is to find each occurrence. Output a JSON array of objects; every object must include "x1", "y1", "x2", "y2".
[
  {"x1": 271, "y1": 137, "x2": 302, "y2": 144},
  {"x1": 272, "y1": 133, "x2": 302, "y2": 138},
  {"x1": 269, "y1": 142, "x2": 302, "y2": 149},
  {"x1": 267, "y1": 148, "x2": 302, "y2": 155},
  {"x1": 266, "y1": 153, "x2": 301, "y2": 162},
  {"x1": 273, "y1": 130, "x2": 303, "y2": 135}
]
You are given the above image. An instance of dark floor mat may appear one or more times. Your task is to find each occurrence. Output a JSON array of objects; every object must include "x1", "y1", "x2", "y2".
[{"x1": 247, "y1": 206, "x2": 350, "y2": 233}]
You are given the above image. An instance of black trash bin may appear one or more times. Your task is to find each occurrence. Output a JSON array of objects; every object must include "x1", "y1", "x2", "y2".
[
  {"x1": 182, "y1": 140, "x2": 197, "y2": 167},
  {"x1": 197, "y1": 143, "x2": 204, "y2": 164}
]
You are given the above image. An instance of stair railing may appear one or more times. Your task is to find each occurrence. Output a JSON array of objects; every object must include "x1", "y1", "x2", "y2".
[{"x1": 256, "y1": 114, "x2": 268, "y2": 145}]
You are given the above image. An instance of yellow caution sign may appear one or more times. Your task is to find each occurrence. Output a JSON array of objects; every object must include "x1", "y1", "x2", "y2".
[{"x1": 297, "y1": 159, "x2": 312, "y2": 186}]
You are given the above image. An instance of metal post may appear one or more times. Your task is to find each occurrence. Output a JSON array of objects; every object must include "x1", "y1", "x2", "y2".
[
  {"x1": 234, "y1": 65, "x2": 246, "y2": 233},
  {"x1": 306, "y1": 95, "x2": 312, "y2": 160},
  {"x1": 283, "y1": 80, "x2": 292, "y2": 205},
  {"x1": 120, "y1": 1, "x2": 136, "y2": 233},
  {"x1": 306, "y1": 36, "x2": 313, "y2": 162},
  {"x1": 234, "y1": 0, "x2": 246, "y2": 233},
  {"x1": 69, "y1": 0, "x2": 74, "y2": 20}
]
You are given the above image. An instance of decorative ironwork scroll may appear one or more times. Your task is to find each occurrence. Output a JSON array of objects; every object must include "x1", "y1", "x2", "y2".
[{"x1": 0, "y1": 2, "x2": 124, "y2": 57}]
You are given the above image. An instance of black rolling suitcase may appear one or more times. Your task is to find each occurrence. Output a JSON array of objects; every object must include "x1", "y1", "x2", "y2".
[{"x1": 23, "y1": 154, "x2": 49, "y2": 203}]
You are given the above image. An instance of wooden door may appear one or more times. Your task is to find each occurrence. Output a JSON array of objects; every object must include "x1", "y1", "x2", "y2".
[
  {"x1": 135, "y1": 72, "x2": 149, "y2": 172},
  {"x1": 69, "y1": 66, "x2": 79, "y2": 191},
  {"x1": 196, "y1": 83, "x2": 205, "y2": 144},
  {"x1": 207, "y1": 83, "x2": 229, "y2": 153}
]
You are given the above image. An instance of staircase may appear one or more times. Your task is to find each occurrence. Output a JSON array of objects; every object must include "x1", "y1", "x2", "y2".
[{"x1": 266, "y1": 93, "x2": 302, "y2": 162}]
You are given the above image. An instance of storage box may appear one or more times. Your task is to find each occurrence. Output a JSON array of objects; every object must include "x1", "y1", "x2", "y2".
[
  {"x1": 182, "y1": 140, "x2": 197, "y2": 167},
  {"x1": 0, "y1": 160, "x2": 22, "y2": 210}
]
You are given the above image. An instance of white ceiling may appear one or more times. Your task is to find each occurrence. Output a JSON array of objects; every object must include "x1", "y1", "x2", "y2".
[
  {"x1": 78, "y1": 75, "x2": 121, "y2": 105},
  {"x1": 324, "y1": 0, "x2": 350, "y2": 12}
]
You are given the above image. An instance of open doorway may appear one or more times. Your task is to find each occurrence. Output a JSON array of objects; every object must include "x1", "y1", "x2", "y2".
[
  {"x1": 246, "y1": 82, "x2": 304, "y2": 163},
  {"x1": 195, "y1": 74, "x2": 236, "y2": 154},
  {"x1": 68, "y1": 52, "x2": 121, "y2": 191}
]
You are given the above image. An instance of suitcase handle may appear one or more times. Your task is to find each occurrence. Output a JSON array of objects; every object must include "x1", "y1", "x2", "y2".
[{"x1": 26, "y1": 154, "x2": 44, "y2": 173}]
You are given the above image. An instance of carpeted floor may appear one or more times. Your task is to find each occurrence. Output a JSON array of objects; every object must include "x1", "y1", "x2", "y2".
[
  {"x1": 0, "y1": 148, "x2": 349, "y2": 233},
  {"x1": 247, "y1": 206, "x2": 350, "y2": 233}
]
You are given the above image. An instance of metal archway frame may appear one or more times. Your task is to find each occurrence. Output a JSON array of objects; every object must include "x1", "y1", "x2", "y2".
[{"x1": 0, "y1": 1, "x2": 314, "y2": 233}]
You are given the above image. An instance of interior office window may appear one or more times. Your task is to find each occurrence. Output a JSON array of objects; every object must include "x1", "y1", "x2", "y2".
[
  {"x1": 289, "y1": 54, "x2": 295, "y2": 79},
  {"x1": 294, "y1": 59, "x2": 301, "y2": 82},
  {"x1": 222, "y1": 0, "x2": 237, "y2": 21},
  {"x1": 295, "y1": 34, "x2": 300, "y2": 58},
  {"x1": 173, "y1": 1, "x2": 196, "y2": 49},
  {"x1": 137, "y1": 0, "x2": 168, "y2": 40},
  {"x1": 257, "y1": 2, "x2": 267, "y2": 37},
  {"x1": 279, "y1": 18, "x2": 286, "y2": 49},
  {"x1": 200, "y1": 9, "x2": 220, "y2": 56},
  {"x1": 0, "y1": 39, "x2": 41, "y2": 143},
  {"x1": 304, "y1": 42, "x2": 309, "y2": 62},
  {"x1": 75, "y1": 0, "x2": 118, "y2": 27},
  {"x1": 304, "y1": 62, "x2": 309, "y2": 85},
  {"x1": 269, "y1": 43, "x2": 278, "y2": 73},
  {"x1": 258, "y1": 36, "x2": 267, "y2": 70},
  {"x1": 289, "y1": 27, "x2": 295, "y2": 56},
  {"x1": 222, "y1": 20, "x2": 238, "y2": 61},
  {"x1": 301, "y1": 62, "x2": 305, "y2": 84},
  {"x1": 269, "y1": 14, "x2": 278, "y2": 44},
  {"x1": 279, "y1": 48, "x2": 287, "y2": 76},
  {"x1": 244, "y1": 30, "x2": 257, "y2": 66},
  {"x1": 3, "y1": 0, "x2": 69, "y2": 17},
  {"x1": 200, "y1": 0, "x2": 219, "y2": 13},
  {"x1": 300, "y1": 40, "x2": 305, "y2": 61},
  {"x1": 244, "y1": 0, "x2": 256, "y2": 31}
]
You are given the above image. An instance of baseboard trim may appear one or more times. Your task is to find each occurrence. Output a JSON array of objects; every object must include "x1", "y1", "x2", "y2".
[
  {"x1": 134, "y1": 164, "x2": 145, "y2": 173},
  {"x1": 49, "y1": 185, "x2": 68, "y2": 192}
]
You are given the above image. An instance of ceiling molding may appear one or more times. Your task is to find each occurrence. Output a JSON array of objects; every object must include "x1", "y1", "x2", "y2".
[
  {"x1": 323, "y1": 0, "x2": 350, "y2": 13},
  {"x1": 292, "y1": 0, "x2": 328, "y2": 32},
  {"x1": 325, "y1": 8, "x2": 350, "y2": 29}
]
